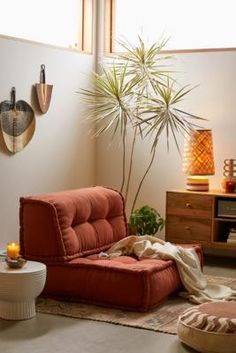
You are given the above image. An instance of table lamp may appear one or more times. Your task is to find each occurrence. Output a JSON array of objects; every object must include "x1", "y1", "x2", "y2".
[{"x1": 182, "y1": 129, "x2": 215, "y2": 191}]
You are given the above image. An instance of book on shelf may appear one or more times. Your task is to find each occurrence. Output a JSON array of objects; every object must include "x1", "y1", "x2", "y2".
[
  {"x1": 228, "y1": 233, "x2": 236, "y2": 239},
  {"x1": 227, "y1": 238, "x2": 236, "y2": 243}
]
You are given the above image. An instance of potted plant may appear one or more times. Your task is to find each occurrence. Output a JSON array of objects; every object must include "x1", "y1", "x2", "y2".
[
  {"x1": 129, "y1": 205, "x2": 165, "y2": 236},
  {"x1": 79, "y1": 36, "x2": 204, "y2": 214}
]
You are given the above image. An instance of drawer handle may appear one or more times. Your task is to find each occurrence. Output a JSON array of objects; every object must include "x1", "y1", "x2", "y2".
[
  {"x1": 185, "y1": 226, "x2": 190, "y2": 231},
  {"x1": 185, "y1": 203, "x2": 191, "y2": 208}
]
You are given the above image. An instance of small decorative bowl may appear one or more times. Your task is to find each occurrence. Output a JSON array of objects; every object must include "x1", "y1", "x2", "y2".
[{"x1": 5, "y1": 256, "x2": 27, "y2": 269}]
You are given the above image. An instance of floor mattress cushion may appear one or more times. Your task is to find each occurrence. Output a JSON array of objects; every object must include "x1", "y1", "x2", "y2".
[
  {"x1": 177, "y1": 301, "x2": 236, "y2": 353},
  {"x1": 43, "y1": 244, "x2": 202, "y2": 311}
]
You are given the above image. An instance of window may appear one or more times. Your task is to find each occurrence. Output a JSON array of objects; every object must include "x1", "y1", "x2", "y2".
[
  {"x1": 0, "y1": 0, "x2": 93, "y2": 52},
  {"x1": 105, "y1": 0, "x2": 236, "y2": 52}
]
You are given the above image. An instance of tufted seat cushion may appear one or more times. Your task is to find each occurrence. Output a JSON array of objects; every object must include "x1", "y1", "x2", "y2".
[
  {"x1": 43, "y1": 244, "x2": 202, "y2": 311},
  {"x1": 177, "y1": 301, "x2": 236, "y2": 353}
]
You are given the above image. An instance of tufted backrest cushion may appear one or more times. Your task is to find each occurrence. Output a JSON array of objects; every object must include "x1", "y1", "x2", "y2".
[{"x1": 20, "y1": 186, "x2": 128, "y2": 263}]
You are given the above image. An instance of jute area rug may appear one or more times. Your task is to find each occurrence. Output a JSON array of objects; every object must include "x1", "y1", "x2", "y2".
[{"x1": 36, "y1": 275, "x2": 236, "y2": 335}]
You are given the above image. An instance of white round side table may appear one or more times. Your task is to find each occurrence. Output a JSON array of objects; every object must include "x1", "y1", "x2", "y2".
[{"x1": 0, "y1": 260, "x2": 46, "y2": 320}]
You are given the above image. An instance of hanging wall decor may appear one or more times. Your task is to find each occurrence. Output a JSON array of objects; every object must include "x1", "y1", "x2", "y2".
[
  {"x1": 0, "y1": 87, "x2": 35, "y2": 153},
  {"x1": 35, "y1": 64, "x2": 53, "y2": 113}
]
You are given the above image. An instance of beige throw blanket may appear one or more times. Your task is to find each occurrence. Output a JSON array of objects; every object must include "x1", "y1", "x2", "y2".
[{"x1": 100, "y1": 235, "x2": 236, "y2": 304}]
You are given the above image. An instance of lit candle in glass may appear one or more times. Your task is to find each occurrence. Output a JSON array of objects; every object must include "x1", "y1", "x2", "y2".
[{"x1": 6, "y1": 242, "x2": 20, "y2": 259}]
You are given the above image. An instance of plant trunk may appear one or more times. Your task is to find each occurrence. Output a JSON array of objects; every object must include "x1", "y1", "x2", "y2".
[
  {"x1": 124, "y1": 125, "x2": 138, "y2": 202},
  {"x1": 131, "y1": 146, "x2": 157, "y2": 214},
  {"x1": 120, "y1": 121, "x2": 127, "y2": 194}
]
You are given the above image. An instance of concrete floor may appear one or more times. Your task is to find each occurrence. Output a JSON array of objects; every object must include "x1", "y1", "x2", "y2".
[{"x1": 0, "y1": 256, "x2": 235, "y2": 353}]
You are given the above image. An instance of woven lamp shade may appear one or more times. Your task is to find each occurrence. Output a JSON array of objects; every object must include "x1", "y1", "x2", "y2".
[{"x1": 183, "y1": 129, "x2": 215, "y2": 191}]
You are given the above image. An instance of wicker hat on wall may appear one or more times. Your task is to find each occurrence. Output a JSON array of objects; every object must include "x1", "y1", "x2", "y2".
[{"x1": 0, "y1": 87, "x2": 35, "y2": 153}]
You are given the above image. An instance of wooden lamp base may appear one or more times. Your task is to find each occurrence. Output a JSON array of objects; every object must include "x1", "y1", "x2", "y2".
[{"x1": 186, "y1": 176, "x2": 209, "y2": 191}]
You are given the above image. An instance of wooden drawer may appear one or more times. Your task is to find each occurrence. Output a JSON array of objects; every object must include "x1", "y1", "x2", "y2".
[
  {"x1": 166, "y1": 192, "x2": 213, "y2": 219},
  {"x1": 166, "y1": 215, "x2": 211, "y2": 242}
]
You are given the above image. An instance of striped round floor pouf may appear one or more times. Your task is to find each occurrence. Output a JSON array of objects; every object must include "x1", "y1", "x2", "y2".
[{"x1": 177, "y1": 301, "x2": 236, "y2": 353}]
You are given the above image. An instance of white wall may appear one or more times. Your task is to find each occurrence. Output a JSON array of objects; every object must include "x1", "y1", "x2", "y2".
[
  {"x1": 0, "y1": 37, "x2": 95, "y2": 248},
  {"x1": 95, "y1": 50, "x2": 236, "y2": 236}
]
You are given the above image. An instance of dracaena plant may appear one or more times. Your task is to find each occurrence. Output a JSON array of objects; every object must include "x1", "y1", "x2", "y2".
[{"x1": 79, "y1": 36, "x2": 205, "y2": 215}]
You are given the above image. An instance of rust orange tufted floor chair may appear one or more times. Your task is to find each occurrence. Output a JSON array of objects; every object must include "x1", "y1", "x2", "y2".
[{"x1": 20, "y1": 186, "x2": 202, "y2": 311}]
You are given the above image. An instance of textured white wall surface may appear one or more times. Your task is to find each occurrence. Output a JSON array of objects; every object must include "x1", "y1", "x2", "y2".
[{"x1": 0, "y1": 37, "x2": 95, "y2": 248}]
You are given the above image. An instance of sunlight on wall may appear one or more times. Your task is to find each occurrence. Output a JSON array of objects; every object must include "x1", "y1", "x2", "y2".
[{"x1": 115, "y1": 0, "x2": 236, "y2": 50}]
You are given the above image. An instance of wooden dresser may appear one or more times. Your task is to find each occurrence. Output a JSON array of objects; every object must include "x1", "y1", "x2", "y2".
[{"x1": 166, "y1": 190, "x2": 236, "y2": 250}]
